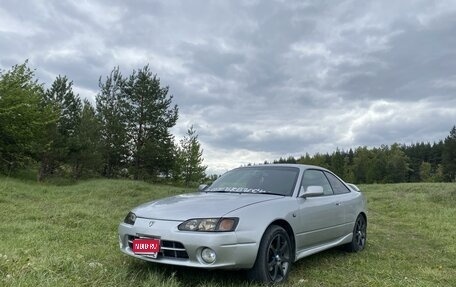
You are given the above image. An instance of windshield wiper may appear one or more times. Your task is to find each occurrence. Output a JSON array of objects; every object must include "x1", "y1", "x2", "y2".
[
  {"x1": 204, "y1": 189, "x2": 285, "y2": 196},
  {"x1": 204, "y1": 190, "x2": 227, "y2": 193}
]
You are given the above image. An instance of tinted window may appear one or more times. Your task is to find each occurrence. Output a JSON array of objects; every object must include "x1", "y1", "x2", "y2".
[
  {"x1": 301, "y1": 170, "x2": 333, "y2": 195},
  {"x1": 324, "y1": 172, "x2": 350, "y2": 194}
]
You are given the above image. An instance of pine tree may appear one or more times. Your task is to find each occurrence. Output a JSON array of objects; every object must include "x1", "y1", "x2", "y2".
[
  {"x1": 343, "y1": 155, "x2": 355, "y2": 183},
  {"x1": 41, "y1": 75, "x2": 82, "y2": 178},
  {"x1": 45, "y1": 76, "x2": 82, "y2": 139},
  {"x1": 442, "y1": 126, "x2": 456, "y2": 181},
  {"x1": 178, "y1": 126, "x2": 207, "y2": 186},
  {"x1": 331, "y1": 149, "x2": 345, "y2": 179},
  {"x1": 96, "y1": 67, "x2": 129, "y2": 178},
  {"x1": 124, "y1": 65, "x2": 178, "y2": 179},
  {"x1": 73, "y1": 99, "x2": 102, "y2": 178}
]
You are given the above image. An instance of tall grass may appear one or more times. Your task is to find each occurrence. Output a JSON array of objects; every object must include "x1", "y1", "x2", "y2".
[{"x1": 0, "y1": 178, "x2": 455, "y2": 286}]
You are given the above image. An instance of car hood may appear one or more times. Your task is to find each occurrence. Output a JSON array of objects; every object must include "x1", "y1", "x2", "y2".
[{"x1": 133, "y1": 192, "x2": 281, "y2": 221}]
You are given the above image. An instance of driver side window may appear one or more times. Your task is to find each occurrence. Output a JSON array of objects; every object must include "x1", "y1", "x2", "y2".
[{"x1": 301, "y1": 169, "x2": 334, "y2": 196}]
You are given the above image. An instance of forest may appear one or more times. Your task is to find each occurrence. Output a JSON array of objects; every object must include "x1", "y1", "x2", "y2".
[
  {"x1": 272, "y1": 128, "x2": 456, "y2": 183},
  {"x1": 1, "y1": 61, "x2": 455, "y2": 185},
  {"x1": 0, "y1": 61, "x2": 206, "y2": 185}
]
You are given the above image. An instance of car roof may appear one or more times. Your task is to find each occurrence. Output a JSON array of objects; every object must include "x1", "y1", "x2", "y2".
[{"x1": 241, "y1": 163, "x2": 330, "y2": 172}]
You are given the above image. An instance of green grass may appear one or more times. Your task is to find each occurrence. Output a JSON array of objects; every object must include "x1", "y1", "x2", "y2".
[{"x1": 0, "y1": 178, "x2": 455, "y2": 286}]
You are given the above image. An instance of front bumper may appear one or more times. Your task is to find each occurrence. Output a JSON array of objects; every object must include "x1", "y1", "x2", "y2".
[{"x1": 118, "y1": 217, "x2": 258, "y2": 269}]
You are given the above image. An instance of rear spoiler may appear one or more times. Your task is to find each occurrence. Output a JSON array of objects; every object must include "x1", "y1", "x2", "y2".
[{"x1": 347, "y1": 183, "x2": 361, "y2": 192}]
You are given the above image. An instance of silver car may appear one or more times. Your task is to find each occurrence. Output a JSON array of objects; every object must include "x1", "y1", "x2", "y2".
[{"x1": 118, "y1": 164, "x2": 367, "y2": 283}]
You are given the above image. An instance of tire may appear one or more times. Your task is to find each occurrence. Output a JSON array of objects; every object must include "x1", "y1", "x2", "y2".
[
  {"x1": 345, "y1": 214, "x2": 367, "y2": 252},
  {"x1": 248, "y1": 225, "x2": 292, "y2": 284}
]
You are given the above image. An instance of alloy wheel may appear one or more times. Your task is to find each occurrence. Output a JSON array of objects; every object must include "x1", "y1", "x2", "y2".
[{"x1": 267, "y1": 233, "x2": 290, "y2": 282}]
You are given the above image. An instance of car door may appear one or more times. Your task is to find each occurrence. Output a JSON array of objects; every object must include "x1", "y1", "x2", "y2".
[
  {"x1": 324, "y1": 171, "x2": 357, "y2": 236},
  {"x1": 295, "y1": 169, "x2": 345, "y2": 251}
]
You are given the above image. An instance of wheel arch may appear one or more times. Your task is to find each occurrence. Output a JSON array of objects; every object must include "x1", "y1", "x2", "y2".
[
  {"x1": 359, "y1": 211, "x2": 367, "y2": 225},
  {"x1": 268, "y1": 219, "x2": 296, "y2": 262}
]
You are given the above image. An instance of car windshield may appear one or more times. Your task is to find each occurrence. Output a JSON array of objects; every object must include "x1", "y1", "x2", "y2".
[{"x1": 206, "y1": 166, "x2": 299, "y2": 196}]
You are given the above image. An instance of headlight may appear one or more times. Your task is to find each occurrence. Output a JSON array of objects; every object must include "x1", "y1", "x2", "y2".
[
  {"x1": 178, "y1": 218, "x2": 238, "y2": 232},
  {"x1": 124, "y1": 212, "x2": 136, "y2": 225}
]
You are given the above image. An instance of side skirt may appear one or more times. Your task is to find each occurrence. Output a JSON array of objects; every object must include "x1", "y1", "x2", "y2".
[{"x1": 294, "y1": 233, "x2": 352, "y2": 261}]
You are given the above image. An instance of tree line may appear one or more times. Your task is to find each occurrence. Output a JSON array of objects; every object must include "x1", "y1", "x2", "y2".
[
  {"x1": 3, "y1": 62, "x2": 455, "y2": 185},
  {"x1": 272, "y1": 126, "x2": 456, "y2": 183},
  {"x1": 0, "y1": 61, "x2": 206, "y2": 185}
]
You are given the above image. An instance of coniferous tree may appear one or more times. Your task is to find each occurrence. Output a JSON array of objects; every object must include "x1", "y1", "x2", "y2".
[
  {"x1": 343, "y1": 155, "x2": 355, "y2": 183},
  {"x1": 42, "y1": 75, "x2": 82, "y2": 178},
  {"x1": 442, "y1": 126, "x2": 456, "y2": 181},
  {"x1": 431, "y1": 140, "x2": 444, "y2": 167},
  {"x1": 296, "y1": 153, "x2": 330, "y2": 168},
  {"x1": 96, "y1": 67, "x2": 129, "y2": 178},
  {"x1": 177, "y1": 126, "x2": 207, "y2": 186},
  {"x1": 124, "y1": 65, "x2": 178, "y2": 179},
  {"x1": 331, "y1": 149, "x2": 345, "y2": 179},
  {"x1": 268, "y1": 132, "x2": 450, "y2": 184},
  {"x1": 46, "y1": 76, "x2": 82, "y2": 140},
  {"x1": 73, "y1": 99, "x2": 102, "y2": 178}
]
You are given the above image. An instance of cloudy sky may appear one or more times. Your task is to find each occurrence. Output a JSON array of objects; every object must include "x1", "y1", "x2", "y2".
[{"x1": 1, "y1": 0, "x2": 456, "y2": 174}]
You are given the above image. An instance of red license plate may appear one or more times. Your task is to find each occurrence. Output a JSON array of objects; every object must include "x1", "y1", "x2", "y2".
[{"x1": 132, "y1": 239, "x2": 160, "y2": 256}]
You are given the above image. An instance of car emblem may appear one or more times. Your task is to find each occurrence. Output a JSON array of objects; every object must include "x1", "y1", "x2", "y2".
[{"x1": 149, "y1": 221, "x2": 155, "y2": 227}]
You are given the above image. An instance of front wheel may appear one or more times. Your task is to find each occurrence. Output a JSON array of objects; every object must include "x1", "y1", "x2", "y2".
[
  {"x1": 345, "y1": 214, "x2": 367, "y2": 252},
  {"x1": 248, "y1": 225, "x2": 292, "y2": 284}
]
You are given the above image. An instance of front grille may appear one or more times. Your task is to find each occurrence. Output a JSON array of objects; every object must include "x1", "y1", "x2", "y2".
[{"x1": 127, "y1": 235, "x2": 189, "y2": 259}]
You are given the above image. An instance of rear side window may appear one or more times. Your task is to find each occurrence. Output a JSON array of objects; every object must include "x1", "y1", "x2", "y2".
[
  {"x1": 324, "y1": 172, "x2": 350, "y2": 194},
  {"x1": 301, "y1": 170, "x2": 333, "y2": 195}
]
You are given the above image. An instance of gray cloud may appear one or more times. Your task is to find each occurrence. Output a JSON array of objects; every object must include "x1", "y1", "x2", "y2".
[{"x1": 1, "y1": 0, "x2": 456, "y2": 174}]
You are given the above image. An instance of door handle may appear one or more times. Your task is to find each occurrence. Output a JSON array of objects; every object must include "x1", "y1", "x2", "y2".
[{"x1": 336, "y1": 202, "x2": 341, "y2": 206}]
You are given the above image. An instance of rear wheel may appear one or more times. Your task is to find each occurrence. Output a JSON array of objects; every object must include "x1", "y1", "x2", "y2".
[
  {"x1": 345, "y1": 214, "x2": 367, "y2": 252},
  {"x1": 248, "y1": 225, "x2": 292, "y2": 284}
]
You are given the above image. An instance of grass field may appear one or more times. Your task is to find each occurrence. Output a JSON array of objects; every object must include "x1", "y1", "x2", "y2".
[{"x1": 0, "y1": 178, "x2": 455, "y2": 286}]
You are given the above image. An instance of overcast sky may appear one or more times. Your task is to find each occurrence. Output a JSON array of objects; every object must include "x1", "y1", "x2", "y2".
[{"x1": 1, "y1": 0, "x2": 456, "y2": 174}]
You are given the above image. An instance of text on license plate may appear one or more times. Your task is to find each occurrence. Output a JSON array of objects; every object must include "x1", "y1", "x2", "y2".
[{"x1": 132, "y1": 239, "x2": 160, "y2": 255}]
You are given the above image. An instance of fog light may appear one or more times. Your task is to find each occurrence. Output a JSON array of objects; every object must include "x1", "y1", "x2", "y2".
[{"x1": 201, "y1": 248, "x2": 216, "y2": 263}]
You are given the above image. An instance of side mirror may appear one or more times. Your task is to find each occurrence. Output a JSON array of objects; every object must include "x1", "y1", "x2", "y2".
[
  {"x1": 300, "y1": 186, "x2": 324, "y2": 198},
  {"x1": 198, "y1": 184, "x2": 208, "y2": 191}
]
